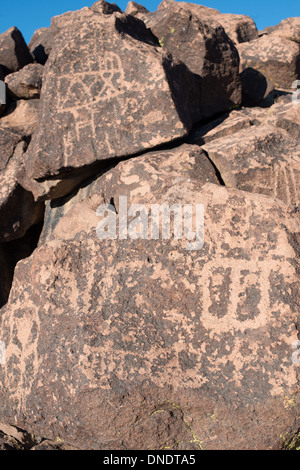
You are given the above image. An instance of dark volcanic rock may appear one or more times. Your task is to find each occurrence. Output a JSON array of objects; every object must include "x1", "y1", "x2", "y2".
[
  {"x1": 23, "y1": 7, "x2": 202, "y2": 200},
  {"x1": 125, "y1": 1, "x2": 149, "y2": 17},
  {"x1": 202, "y1": 124, "x2": 300, "y2": 205},
  {"x1": 38, "y1": 143, "x2": 221, "y2": 244},
  {"x1": 237, "y1": 35, "x2": 300, "y2": 89},
  {"x1": 144, "y1": 4, "x2": 242, "y2": 119},
  {"x1": 240, "y1": 67, "x2": 275, "y2": 107},
  {"x1": 263, "y1": 17, "x2": 300, "y2": 44},
  {"x1": 0, "y1": 177, "x2": 299, "y2": 450},
  {"x1": 5, "y1": 63, "x2": 44, "y2": 99},
  {"x1": 28, "y1": 27, "x2": 53, "y2": 65},
  {"x1": 0, "y1": 99, "x2": 40, "y2": 136},
  {"x1": 0, "y1": 27, "x2": 33, "y2": 75},
  {"x1": 157, "y1": 0, "x2": 258, "y2": 45},
  {"x1": 0, "y1": 140, "x2": 44, "y2": 243}
]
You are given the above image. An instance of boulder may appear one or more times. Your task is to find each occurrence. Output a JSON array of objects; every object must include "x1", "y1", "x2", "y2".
[
  {"x1": 0, "y1": 27, "x2": 33, "y2": 75},
  {"x1": 0, "y1": 125, "x2": 24, "y2": 170},
  {"x1": 240, "y1": 67, "x2": 275, "y2": 107},
  {"x1": 237, "y1": 35, "x2": 300, "y2": 89},
  {"x1": 264, "y1": 17, "x2": 300, "y2": 43},
  {"x1": 28, "y1": 27, "x2": 53, "y2": 65},
  {"x1": 202, "y1": 125, "x2": 300, "y2": 205},
  {"x1": 0, "y1": 140, "x2": 44, "y2": 242},
  {"x1": 157, "y1": 0, "x2": 258, "y2": 44},
  {"x1": 0, "y1": 99, "x2": 40, "y2": 135},
  {"x1": 265, "y1": 101, "x2": 300, "y2": 141},
  {"x1": 23, "y1": 7, "x2": 202, "y2": 200},
  {"x1": 125, "y1": 1, "x2": 149, "y2": 18},
  {"x1": 144, "y1": 5, "x2": 241, "y2": 119},
  {"x1": 5, "y1": 63, "x2": 44, "y2": 99},
  {"x1": 38, "y1": 143, "x2": 221, "y2": 244},
  {"x1": 0, "y1": 177, "x2": 299, "y2": 450}
]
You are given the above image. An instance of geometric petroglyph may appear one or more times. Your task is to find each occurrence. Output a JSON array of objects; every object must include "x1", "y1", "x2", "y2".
[{"x1": 200, "y1": 258, "x2": 283, "y2": 336}]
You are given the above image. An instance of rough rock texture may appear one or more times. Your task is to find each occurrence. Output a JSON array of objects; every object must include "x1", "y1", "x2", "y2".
[
  {"x1": 144, "y1": 5, "x2": 242, "y2": 119},
  {"x1": 264, "y1": 17, "x2": 300, "y2": 43},
  {"x1": 187, "y1": 107, "x2": 266, "y2": 146},
  {"x1": 125, "y1": 1, "x2": 149, "y2": 17},
  {"x1": 28, "y1": 27, "x2": 53, "y2": 65},
  {"x1": 0, "y1": 178, "x2": 299, "y2": 450},
  {"x1": 237, "y1": 35, "x2": 300, "y2": 89},
  {"x1": 202, "y1": 125, "x2": 300, "y2": 205},
  {"x1": 5, "y1": 64, "x2": 44, "y2": 100},
  {"x1": 240, "y1": 67, "x2": 275, "y2": 107},
  {"x1": 0, "y1": 220, "x2": 44, "y2": 307},
  {"x1": 0, "y1": 125, "x2": 24, "y2": 170},
  {"x1": 157, "y1": 0, "x2": 258, "y2": 44},
  {"x1": 39, "y1": 143, "x2": 221, "y2": 243},
  {"x1": 0, "y1": 0, "x2": 299, "y2": 452},
  {"x1": 0, "y1": 141, "x2": 44, "y2": 243},
  {"x1": 0, "y1": 99, "x2": 40, "y2": 135},
  {"x1": 0, "y1": 27, "x2": 33, "y2": 75},
  {"x1": 265, "y1": 101, "x2": 300, "y2": 141},
  {"x1": 23, "y1": 7, "x2": 202, "y2": 199}
]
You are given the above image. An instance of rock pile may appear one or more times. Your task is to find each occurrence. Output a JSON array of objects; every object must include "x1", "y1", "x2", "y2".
[{"x1": 0, "y1": 0, "x2": 299, "y2": 450}]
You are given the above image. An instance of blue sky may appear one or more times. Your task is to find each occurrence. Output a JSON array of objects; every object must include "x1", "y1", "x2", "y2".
[{"x1": 0, "y1": 0, "x2": 299, "y2": 44}]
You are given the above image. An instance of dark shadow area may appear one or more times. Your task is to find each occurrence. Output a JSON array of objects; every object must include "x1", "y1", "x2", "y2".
[{"x1": 0, "y1": 218, "x2": 44, "y2": 308}]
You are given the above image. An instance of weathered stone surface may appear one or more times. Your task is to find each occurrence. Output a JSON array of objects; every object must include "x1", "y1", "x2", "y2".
[
  {"x1": 39, "y1": 143, "x2": 221, "y2": 243},
  {"x1": 187, "y1": 107, "x2": 266, "y2": 146},
  {"x1": 0, "y1": 125, "x2": 24, "y2": 170},
  {"x1": 240, "y1": 67, "x2": 275, "y2": 107},
  {"x1": 5, "y1": 63, "x2": 43, "y2": 99},
  {"x1": 0, "y1": 220, "x2": 44, "y2": 307},
  {"x1": 125, "y1": 1, "x2": 149, "y2": 18},
  {"x1": 265, "y1": 101, "x2": 300, "y2": 141},
  {"x1": 237, "y1": 35, "x2": 300, "y2": 89},
  {"x1": 28, "y1": 27, "x2": 53, "y2": 65},
  {"x1": 202, "y1": 125, "x2": 300, "y2": 205},
  {"x1": 158, "y1": 0, "x2": 258, "y2": 44},
  {"x1": 0, "y1": 430, "x2": 24, "y2": 450},
  {"x1": 264, "y1": 17, "x2": 300, "y2": 44},
  {"x1": 0, "y1": 177, "x2": 299, "y2": 450},
  {"x1": 0, "y1": 27, "x2": 33, "y2": 75},
  {"x1": 30, "y1": 440, "x2": 78, "y2": 450},
  {"x1": 144, "y1": 5, "x2": 241, "y2": 119},
  {"x1": 0, "y1": 99, "x2": 40, "y2": 135},
  {"x1": 91, "y1": 0, "x2": 123, "y2": 14},
  {"x1": 0, "y1": 141, "x2": 44, "y2": 243},
  {"x1": 23, "y1": 7, "x2": 202, "y2": 198}
]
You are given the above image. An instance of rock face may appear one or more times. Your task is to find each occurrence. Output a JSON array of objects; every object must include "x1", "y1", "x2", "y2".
[
  {"x1": 237, "y1": 35, "x2": 300, "y2": 89},
  {"x1": 23, "y1": 6, "x2": 202, "y2": 199},
  {"x1": 240, "y1": 67, "x2": 275, "y2": 107},
  {"x1": 0, "y1": 0, "x2": 299, "y2": 452},
  {"x1": 125, "y1": 1, "x2": 149, "y2": 17},
  {"x1": 0, "y1": 177, "x2": 299, "y2": 450},
  {"x1": 0, "y1": 99, "x2": 40, "y2": 135},
  {"x1": 0, "y1": 27, "x2": 33, "y2": 75},
  {"x1": 144, "y1": 4, "x2": 242, "y2": 119},
  {"x1": 157, "y1": 0, "x2": 258, "y2": 44},
  {"x1": 39, "y1": 143, "x2": 221, "y2": 244},
  {"x1": 5, "y1": 64, "x2": 43, "y2": 100},
  {"x1": 28, "y1": 27, "x2": 53, "y2": 65},
  {"x1": 264, "y1": 17, "x2": 300, "y2": 43},
  {"x1": 202, "y1": 125, "x2": 300, "y2": 205}
]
